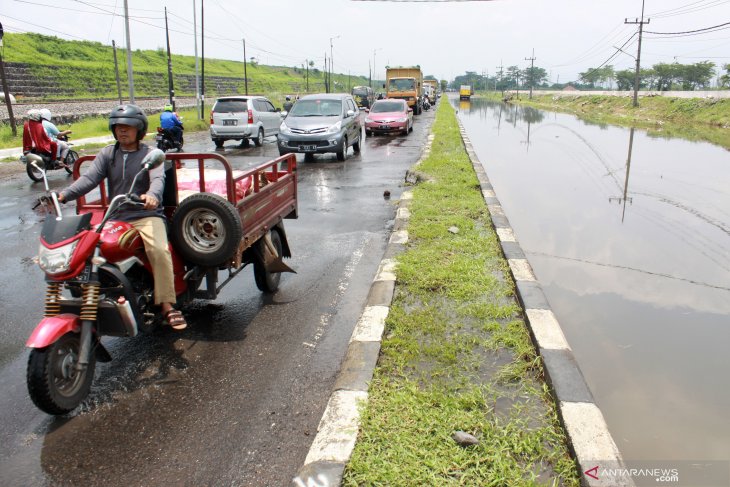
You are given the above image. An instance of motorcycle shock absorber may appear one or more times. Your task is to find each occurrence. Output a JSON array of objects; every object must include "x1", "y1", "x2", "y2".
[
  {"x1": 79, "y1": 282, "x2": 101, "y2": 322},
  {"x1": 44, "y1": 281, "x2": 63, "y2": 317}
]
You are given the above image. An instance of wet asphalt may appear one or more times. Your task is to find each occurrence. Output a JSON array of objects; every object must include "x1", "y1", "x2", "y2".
[{"x1": 0, "y1": 106, "x2": 436, "y2": 486}]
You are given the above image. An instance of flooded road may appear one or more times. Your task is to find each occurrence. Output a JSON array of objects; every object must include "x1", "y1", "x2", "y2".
[{"x1": 454, "y1": 97, "x2": 730, "y2": 462}]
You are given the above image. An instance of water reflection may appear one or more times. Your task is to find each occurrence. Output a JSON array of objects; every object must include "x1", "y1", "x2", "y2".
[{"x1": 454, "y1": 96, "x2": 730, "y2": 463}]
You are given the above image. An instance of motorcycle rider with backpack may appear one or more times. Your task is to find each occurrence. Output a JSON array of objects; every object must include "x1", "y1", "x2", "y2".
[{"x1": 159, "y1": 103, "x2": 184, "y2": 149}]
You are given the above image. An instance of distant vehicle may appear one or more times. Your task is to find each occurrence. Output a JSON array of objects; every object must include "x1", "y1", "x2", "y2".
[
  {"x1": 459, "y1": 85, "x2": 472, "y2": 100},
  {"x1": 351, "y1": 85, "x2": 375, "y2": 109},
  {"x1": 277, "y1": 93, "x2": 362, "y2": 162},
  {"x1": 422, "y1": 84, "x2": 435, "y2": 105},
  {"x1": 210, "y1": 96, "x2": 284, "y2": 149},
  {"x1": 364, "y1": 99, "x2": 413, "y2": 136},
  {"x1": 385, "y1": 66, "x2": 423, "y2": 115},
  {"x1": 424, "y1": 79, "x2": 439, "y2": 102}
]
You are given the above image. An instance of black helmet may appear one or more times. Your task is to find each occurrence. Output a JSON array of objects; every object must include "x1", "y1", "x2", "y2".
[{"x1": 109, "y1": 104, "x2": 148, "y2": 141}]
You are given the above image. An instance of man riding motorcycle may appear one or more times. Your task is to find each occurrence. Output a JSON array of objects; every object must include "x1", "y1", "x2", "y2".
[
  {"x1": 56, "y1": 104, "x2": 187, "y2": 330},
  {"x1": 160, "y1": 103, "x2": 184, "y2": 146},
  {"x1": 40, "y1": 108, "x2": 72, "y2": 162},
  {"x1": 22, "y1": 109, "x2": 57, "y2": 162}
]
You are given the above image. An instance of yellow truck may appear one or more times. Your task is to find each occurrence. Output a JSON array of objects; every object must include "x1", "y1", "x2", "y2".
[
  {"x1": 459, "y1": 85, "x2": 472, "y2": 100},
  {"x1": 385, "y1": 66, "x2": 424, "y2": 115},
  {"x1": 423, "y1": 79, "x2": 439, "y2": 104}
]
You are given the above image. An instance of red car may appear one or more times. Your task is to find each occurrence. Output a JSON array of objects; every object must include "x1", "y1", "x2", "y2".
[{"x1": 364, "y1": 99, "x2": 413, "y2": 136}]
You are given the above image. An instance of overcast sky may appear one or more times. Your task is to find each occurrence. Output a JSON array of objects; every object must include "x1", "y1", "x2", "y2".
[{"x1": 3, "y1": 0, "x2": 729, "y2": 84}]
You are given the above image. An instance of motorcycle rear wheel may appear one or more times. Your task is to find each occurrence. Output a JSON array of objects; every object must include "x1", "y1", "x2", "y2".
[
  {"x1": 64, "y1": 150, "x2": 79, "y2": 174},
  {"x1": 26, "y1": 161, "x2": 44, "y2": 182},
  {"x1": 27, "y1": 332, "x2": 96, "y2": 415}
]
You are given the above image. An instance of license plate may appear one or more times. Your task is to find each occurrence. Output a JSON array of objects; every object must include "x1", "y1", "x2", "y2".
[
  {"x1": 72, "y1": 264, "x2": 92, "y2": 283},
  {"x1": 155, "y1": 135, "x2": 163, "y2": 141},
  {"x1": 380, "y1": 125, "x2": 390, "y2": 130},
  {"x1": 299, "y1": 145, "x2": 316, "y2": 152},
  {"x1": 223, "y1": 120, "x2": 237, "y2": 126}
]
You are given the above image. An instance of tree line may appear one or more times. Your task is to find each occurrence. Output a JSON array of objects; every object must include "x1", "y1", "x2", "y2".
[{"x1": 451, "y1": 62, "x2": 730, "y2": 92}]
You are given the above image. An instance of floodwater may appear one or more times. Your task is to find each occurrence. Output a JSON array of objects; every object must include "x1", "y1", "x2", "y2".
[{"x1": 454, "y1": 97, "x2": 730, "y2": 463}]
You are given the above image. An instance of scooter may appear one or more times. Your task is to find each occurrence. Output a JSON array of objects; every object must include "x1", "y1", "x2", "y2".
[
  {"x1": 22, "y1": 134, "x2": 79, "y2": 182},
  {"x1": 155, "y1": 126, "x2": 184, "y2": 152}
]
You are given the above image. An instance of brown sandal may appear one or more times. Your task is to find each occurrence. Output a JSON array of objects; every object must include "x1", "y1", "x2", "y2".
[{"x1": 163, "y1": 309, "x2": 187, "y2": 330}]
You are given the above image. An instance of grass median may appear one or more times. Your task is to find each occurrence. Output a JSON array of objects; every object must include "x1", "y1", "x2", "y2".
[{"x1": 342, "y1": 100, "x2": 579, "y2": 486}]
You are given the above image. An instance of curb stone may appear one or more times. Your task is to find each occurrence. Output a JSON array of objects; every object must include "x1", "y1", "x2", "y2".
[
  {"x1": 457, "y1": 118, "x2": 633, "y2": 487},
  {"x1": 290, "y1": 133, "x2": 433, "y2": 487}
]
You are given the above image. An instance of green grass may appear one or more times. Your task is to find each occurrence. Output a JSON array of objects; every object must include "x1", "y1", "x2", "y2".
[
  {"x1": 0, "y1": 106, "x2": 211, "y2": 150},
  {"x1": 4, "y1": 32, "x2": 378, "y2": 101},
  {"x1": 342, "y1": 101, "x2": 579, "y2": 486},
  {"x1": 503, "y1": 92, "x2": 730, "y2": 150}
]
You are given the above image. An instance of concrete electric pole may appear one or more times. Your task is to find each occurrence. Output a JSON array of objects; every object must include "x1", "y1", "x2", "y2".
[{"x1": 625, "y1": 0, "x2": 649, "y2": 107}]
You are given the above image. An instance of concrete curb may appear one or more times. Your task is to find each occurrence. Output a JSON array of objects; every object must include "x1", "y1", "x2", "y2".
[
  {"x1": 457, "y1": 118, "x2": 633, "y2": 487},
  {"x1": 290, "y1": 132, "x2": 434, "y2": 487}
]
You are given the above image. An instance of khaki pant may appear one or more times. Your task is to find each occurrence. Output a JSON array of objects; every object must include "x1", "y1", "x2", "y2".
[{"x1": 130, "y1": 217, "x2": 176, "y2": 305}]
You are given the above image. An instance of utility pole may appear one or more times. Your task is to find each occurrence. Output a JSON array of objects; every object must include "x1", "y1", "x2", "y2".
[
  {"x1": 525, "y1": 48, "x2": 536, "y2": 99},
  {"x1": 329, "y1": 35, "x2": 339, "y2": 93},
  {"x1": 496, "y1": 61, "x2": 503, "y2": 94},
  {"x1": 123, "y1": 0, "x2": 135, "y2": 103},
  {"x1": 609, "y1": 127, "x2": 635, "y2": 222},
  {"x1": 193, "y1": 0, "x2": 200, "y2": 118},
  {"x1": 324, "y1": 53, "x2": 328, "y2": 93},
  {"x1": 306, "y1": 59, "x2": 309, "y2": 92},
  {"x1": 164, "y1": 7, "x2": 175, "y2": 110},
  {"x1": 625, "y1": 0, "x2": 649, "y2": 107},
  {"x1": 200, "y1": 0, "x2": 205, "y2": 118},
  {"x1": 112, "y1": 40, "x2": 123, "y2": 104},
  {"x1": 242, "y1": 38, "x2": 248, "y2": 95},
  {"x1": 0, "y1": 23, "x2": 17, "y2": 137}
]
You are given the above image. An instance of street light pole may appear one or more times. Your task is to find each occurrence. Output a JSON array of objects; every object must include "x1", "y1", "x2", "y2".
[
  {"x1": 329, "y1": 35, "x2": 340, "y2": 93},
  {"x1": 373, "y1": 48, "x2": 382, "y2": 90}
]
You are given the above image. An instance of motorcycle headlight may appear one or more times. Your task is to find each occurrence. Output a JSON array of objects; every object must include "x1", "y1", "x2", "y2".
[
  {"x1": 38, "y1": 240, "x2": 78, "y2": 275},
  {"x1": 279, "y1": 121, "x2": 292, "y2": 134},
  {"x1": 326, "y1": 121, "x2": 342, "y2": 134}
]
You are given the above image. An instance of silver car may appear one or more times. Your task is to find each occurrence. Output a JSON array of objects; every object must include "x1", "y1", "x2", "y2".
[
  {"x1": 277, "y1": 93, "x2": 362, "y2": 162},
  {"x1": 210, "y1": 96, "x2": 284, "y2": 148}
]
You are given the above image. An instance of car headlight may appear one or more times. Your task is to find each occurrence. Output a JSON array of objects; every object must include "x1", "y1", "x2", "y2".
[
  {"x1": 326, "y1": 121, "x2": 342, "y2": 134},
  {"x1": 364, "y1": 117, "x2": 373, "y2": 123},
  {"x1": 38, "y1": 240, "x2": 78, "y2": 275},
  {"x1": 279, "y1": 121, "x2": 292, "y2": 134},
  {"x1": 397, "y1": 117, "x2": 408, "y2": 122}
]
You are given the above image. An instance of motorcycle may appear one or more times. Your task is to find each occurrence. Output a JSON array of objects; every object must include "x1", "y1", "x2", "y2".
[
  {"x1": 155, "y1": 126, "x2": 184, "y2": 152},
  {"x1": 22, "y1": 134, "x2": 79, "y2": 182},
  {"x1": 25, "y1": 149, "x2": 297, "y2": 415}
]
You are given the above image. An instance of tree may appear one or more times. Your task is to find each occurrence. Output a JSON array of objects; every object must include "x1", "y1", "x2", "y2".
[
  {"x1": 505, "y1": 66, "x2": 521, "y2": 89},
  {"x1": 521, "y1": 66, "x2": 548, "y2": 88},
  {"x1": 615, "y1": 69, "x2": 634, "y2": 91},
  {"x1": 680, "y1": 61, "x2": 715, "y2": 90},
  {"x1": 721, "y1": 63, "x2": 730, "y2": 88}
]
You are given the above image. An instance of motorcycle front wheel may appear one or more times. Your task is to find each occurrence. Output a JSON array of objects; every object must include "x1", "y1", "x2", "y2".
[
  {"x1": 26, "y1": 161, "x2": 44, "y2": 182},
  {"x1": 27, "y1": 332, "x2": 96, "y2": 415}
]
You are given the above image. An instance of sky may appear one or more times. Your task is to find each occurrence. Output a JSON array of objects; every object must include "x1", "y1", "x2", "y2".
[{"x1": 2, "y1": 0, "x2": 729, "y2": 85}]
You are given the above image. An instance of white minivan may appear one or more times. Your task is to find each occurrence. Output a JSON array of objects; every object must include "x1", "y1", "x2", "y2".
[{"x1": 210, "y1": 96, "x2": 284, "y2": 149}]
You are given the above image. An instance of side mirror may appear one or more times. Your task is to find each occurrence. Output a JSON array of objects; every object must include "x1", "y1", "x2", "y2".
[
  {"x1": 142, "y1": 149, "x2": 166, "y2": 170},
  {"x1": 364, "y1": 108, "x2": 370, "y2": 113},
  {"x1": 275, "y1": 107, "x2": 281, "y2": 112},
  {"x1": 346, "y1": 110, "x2": 355, "y2": 118},
  {"x1": 408, "y1": 108, "x2": 413, "y2": 113},
  {"x1": 281, "y1": 111, "x2": 288, "y2": 117}
]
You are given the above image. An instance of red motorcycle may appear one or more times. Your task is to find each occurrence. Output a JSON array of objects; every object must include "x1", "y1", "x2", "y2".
[{"x1": 26, "y1": 149, "x2": 298, "y2": 415}]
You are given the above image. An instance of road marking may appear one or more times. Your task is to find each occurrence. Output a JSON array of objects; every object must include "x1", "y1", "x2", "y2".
[
  {"x1": 508, "y1": 258, "x2": 536, "y2": 281},
  {"x1": 525, "y1": 309, "x2": 571, "y2": 350},
  {"x1": 496, "y1": 227, "x2": 516, "y2": 242},
  {"x1": 304, "y1": 390, "x2": 368, "y2": 465},
  {"x1": 389, "y1": 230, "x2": 408, "y2": 244},
  {"x1": 350, "y1": 306, "x2": 389, "y2": 343},
  {"x1": 374, "y1": 259, "x2": 397, "y2": 282}
]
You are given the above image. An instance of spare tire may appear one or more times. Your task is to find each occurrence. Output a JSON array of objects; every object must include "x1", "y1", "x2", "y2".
[{"x1": 171, "y1": 193, "x2": 242, "y2": 267}]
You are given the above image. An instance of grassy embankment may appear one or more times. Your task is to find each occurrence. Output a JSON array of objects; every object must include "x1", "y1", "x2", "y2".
[
  {"x1": 342, "y1": 101, "x2": 579, "y2": 486},
  {"x1": 476, "y1": 90, "x2": 730, "y2": 150},
  {"x1": 1, "y1": 32, "x2": 376, "y2": 150}
]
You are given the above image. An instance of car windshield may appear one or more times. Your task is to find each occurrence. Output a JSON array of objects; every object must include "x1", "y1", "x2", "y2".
[
  {"x1": 289, "y1": 99, "x2": 342, "y2": 117},
  {"x1": 371, "y1": 101, "x2": 404, "y2": 113},
  {"x1": 388, "y1": 78, "x2": 415, "y2": 91},
  {"x1": 214, "y1": 100, "x2": 247, "y2": 112},
  {"x1": 352, "y1": 88, "x2": 369, "y2": 96}
]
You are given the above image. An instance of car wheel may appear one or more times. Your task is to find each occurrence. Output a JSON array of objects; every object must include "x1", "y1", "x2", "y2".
[
  {"x1": 214, "y1": 138, "x2": 224, "y2": 149},
  {"x1": 353, "y1": 136, "x2": 361, "y2": 153},
  {"x1": 253, "y1": 128, "x2": 264, "y2": 147},
  {"x1": 336, "y1": 137, "x2": 347, "y2": 161},
  {"x1": 366, "y1": 130, "x2": 372, "y2": 137},
  {"x1": 171, "y1": 193, "x2": 243, "y2": 267}
]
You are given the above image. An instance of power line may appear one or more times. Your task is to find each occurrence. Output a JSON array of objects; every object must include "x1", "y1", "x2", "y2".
[{"x1": 645, "y1": 21, "x2": 730, "y2": 35}]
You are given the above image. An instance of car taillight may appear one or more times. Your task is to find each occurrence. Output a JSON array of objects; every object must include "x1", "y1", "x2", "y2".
[
  {"x1": 210, "y1": 110, "x2": 214, "y2": 125},
  {"x1": 248, "y1": 109, "x2": 254, "y2": 124}
]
